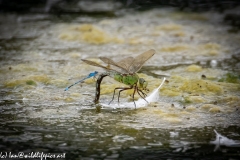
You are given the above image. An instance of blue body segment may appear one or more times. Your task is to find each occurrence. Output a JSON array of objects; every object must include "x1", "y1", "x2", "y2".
[
  {"x1": 64, "y1": 71, "x2": 98, "y2": 91},
  {"x1": 88, "y1": 72, "x2": 98, "y2": 77}
]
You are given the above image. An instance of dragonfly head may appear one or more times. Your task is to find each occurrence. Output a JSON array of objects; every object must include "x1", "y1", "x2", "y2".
[{"x1": 138, "y1": 78, "x2": 149, "y2": 91}]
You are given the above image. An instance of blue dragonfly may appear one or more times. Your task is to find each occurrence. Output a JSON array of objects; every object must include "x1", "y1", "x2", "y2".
[{"x1": 64, "y1": 71, "x2": 98, "y2": 91}]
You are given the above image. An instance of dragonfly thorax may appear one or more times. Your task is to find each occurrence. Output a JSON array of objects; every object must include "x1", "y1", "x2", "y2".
[{"x1": 113, "y1": 73, "x2": 139, "y2": 86}]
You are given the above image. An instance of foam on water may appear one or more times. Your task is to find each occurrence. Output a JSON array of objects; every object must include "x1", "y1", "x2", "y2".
[{"x1": 211, "y1": 129, "x2": 240, "y2": 151}]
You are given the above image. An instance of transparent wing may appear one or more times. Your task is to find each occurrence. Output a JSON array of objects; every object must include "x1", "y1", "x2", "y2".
[
  {"x1": 81, "y1": 59, "x2": 121, "y2": 73},
  {"x1": 83, "y1": 49, "x2": 155, "y2": 74},
  {"x1": 99, "y1": 57, "x2": 129, "y2": 73},
  {"x1": 117, "y1": 57, "x2": 134, "y2": 72},
  {"x1": 128, "y1": 49, "x2": 155, "y2": 73}
]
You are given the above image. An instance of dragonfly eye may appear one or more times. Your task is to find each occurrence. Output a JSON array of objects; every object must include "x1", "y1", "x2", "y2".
[{"x1": 139, "y1": 78, "x2": 148, "y2": 89}]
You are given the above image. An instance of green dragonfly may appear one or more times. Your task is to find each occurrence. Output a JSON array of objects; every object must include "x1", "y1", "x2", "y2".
[{"x1": 81, "y1": 49, "x2": 155, "y2": 108}]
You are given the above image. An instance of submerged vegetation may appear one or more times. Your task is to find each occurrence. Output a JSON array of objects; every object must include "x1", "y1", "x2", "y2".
[{"x1": 218, "y1": 73, "x2": 239, "y2": 83}]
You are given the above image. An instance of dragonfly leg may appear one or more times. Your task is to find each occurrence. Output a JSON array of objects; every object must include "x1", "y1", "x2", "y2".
[
  {"x1": 138, "y1": 89, "x2": 147, "y2": 98},
  {"x1": 132, "y1": 86, "x2": 137, "y2": 109},
  {"x1": 137, "y1": 88, "x2": 148, "y2": 104},
  {"x1": 108, "y1": 88, "x2": 118, "y2": 105},
  {"x1": 117, "y1": 86, "x2": 133, "y2": 105},
  {"x1": 109, "y1": 87, "x2": 129, "y2": 105}
]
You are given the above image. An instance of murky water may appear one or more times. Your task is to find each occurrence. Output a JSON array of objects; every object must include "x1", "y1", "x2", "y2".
[{"x1": 0, "y1": 7, "x2": 240, "y2": 159}]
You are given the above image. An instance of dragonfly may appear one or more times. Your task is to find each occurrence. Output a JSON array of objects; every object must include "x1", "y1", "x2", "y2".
[
  {"x1": 81, "y1": 49, "x2": 155, "y2": 108},
  {"x1": 64, "y1": 71, "x2": 98, "y2": 91}
]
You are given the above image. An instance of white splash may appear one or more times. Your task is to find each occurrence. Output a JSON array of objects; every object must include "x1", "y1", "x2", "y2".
[
  {"x1": 100, "y1": 77, "x2": 166, "y2": 109},
  {"x1": 210, "y1": 129, "x2": 240, "y2": 151}
]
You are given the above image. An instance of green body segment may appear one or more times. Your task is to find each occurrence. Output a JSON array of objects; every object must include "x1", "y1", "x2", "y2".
[{"x1": 113, "y1": 73, "x2": 139, "y2": 86}]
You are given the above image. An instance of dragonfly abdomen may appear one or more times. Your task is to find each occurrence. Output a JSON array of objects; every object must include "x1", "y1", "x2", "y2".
[{"x1": 95, "y1": 72, "x2": 109, "y2": 103}]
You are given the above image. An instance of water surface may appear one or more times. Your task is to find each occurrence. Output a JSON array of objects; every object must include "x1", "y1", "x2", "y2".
[{"x1": 0, "y1": 7, "x2": 240, "y2": 159}]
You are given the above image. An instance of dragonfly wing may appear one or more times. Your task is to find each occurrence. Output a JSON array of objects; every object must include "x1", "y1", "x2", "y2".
[
  {"x1": 117, "y1": 57, "x2": 134, "y2": 72},
  {"x1": 99, "y1": 57, "x2": 129, "y2": 73},
  {"x1": 81, "y1": 59, "x2": 120, "y2": 73},
  {"x1": 82, "y1": 59, "x2": 109, "y2": 69},
  {"x1": 99, "y1": 57, "x2": 116, "y2": 66},
  {"x1": 129, "y1": 49, "x2": 155, "y2": 73}
]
